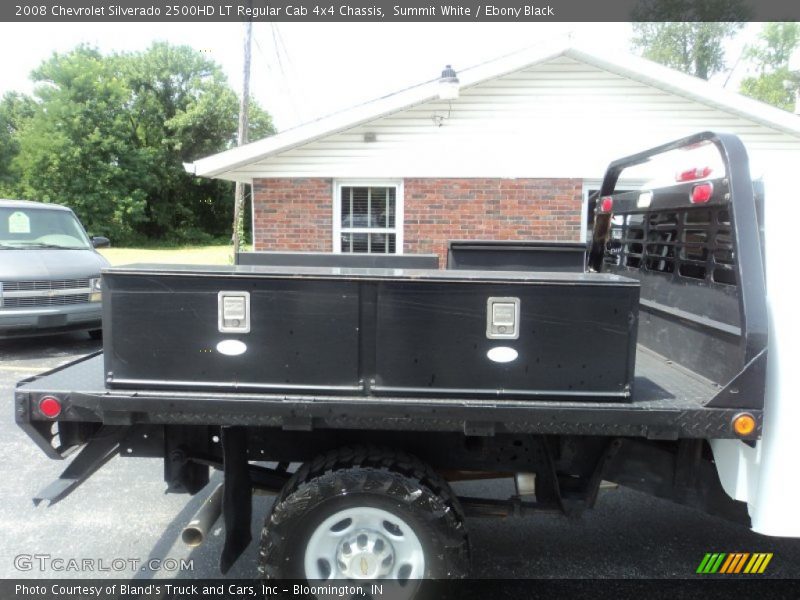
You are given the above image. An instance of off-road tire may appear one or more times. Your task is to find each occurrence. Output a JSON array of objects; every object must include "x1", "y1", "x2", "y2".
[{"x1": 258, "y1": 445, "x2": 469, "y2": 580}]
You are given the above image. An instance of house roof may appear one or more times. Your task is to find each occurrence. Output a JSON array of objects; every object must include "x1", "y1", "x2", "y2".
[{"x1": 186, "y1": 38, "x2": 800, "y2": 180}]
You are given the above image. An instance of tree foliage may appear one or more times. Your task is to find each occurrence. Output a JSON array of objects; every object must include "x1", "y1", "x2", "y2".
[
  {"x1": 631, "y1": 0, "x2": 749, "y2": 80},
  {"x1": 744, "y1": 22, "x2": 800, "y2": 67},
  {"x1": 8, "y1": 43, "x2": 274, "y2": 244},
  {"x1": 739, "y1": 23, "x2": 800, "y2": 111},
  {"x1": 0, "y1": 92, "x2": 35, "y2": 195}
]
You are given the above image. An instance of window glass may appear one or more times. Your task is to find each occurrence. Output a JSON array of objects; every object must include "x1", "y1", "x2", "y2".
[
  {"x1": 339, "y1": 186, "x2": 398, "y2": 254},
  {"x1": 0, "y1": 207, "x2": 91, "y2": 249}
]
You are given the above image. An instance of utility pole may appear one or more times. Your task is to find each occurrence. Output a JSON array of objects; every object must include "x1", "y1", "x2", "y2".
[{"x1": 232, "y1": 16, "x2": 252, "y2": 255}]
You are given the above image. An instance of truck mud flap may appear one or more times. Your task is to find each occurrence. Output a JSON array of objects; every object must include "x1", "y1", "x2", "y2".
[
  {"x1": 32, "y1": 426, "x2": 125, "y2": 506},
  {"x1": 220, "y1": 426, "x2": 253, "y2": 574}
]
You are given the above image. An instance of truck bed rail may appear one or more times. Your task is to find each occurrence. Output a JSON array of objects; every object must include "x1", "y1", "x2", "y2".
[{"x1": 16, "y1": 348, "x2": 757, "y2": 452}]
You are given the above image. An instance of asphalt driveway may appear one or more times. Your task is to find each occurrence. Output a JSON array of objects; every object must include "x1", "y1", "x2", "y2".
[{"x1": 1, "y1": 333, "x2": 799, "y2": 581}]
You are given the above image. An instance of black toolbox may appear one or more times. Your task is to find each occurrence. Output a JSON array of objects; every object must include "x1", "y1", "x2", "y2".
[
  {"x1": 447, "y1": 240, "x2": 587, "y2": 272},
  {"x1": 102, "y1": 264, "x2": 640, "y2": 400},
  {"x1": 236, "y1": 250, "x2": 439, "y2": 269}
]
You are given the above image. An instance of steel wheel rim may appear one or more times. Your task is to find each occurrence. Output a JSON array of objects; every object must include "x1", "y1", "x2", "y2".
[{"x1": 304, "y1": 506, "x2": 425, "y2": 581}]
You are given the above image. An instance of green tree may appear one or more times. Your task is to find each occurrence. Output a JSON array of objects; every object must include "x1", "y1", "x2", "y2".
[
  {"x1": 0, "y1": 91, "x2": 35, "y2": 195},
  {"x1": 739, "y1": 23, "x2": 800, "y2": 111},
  {"x1": 631, "y1": 0, "x2": 749, "y2": 80},
  {"x1": 13, "y1": 43, "x2": 274, "y2": 244},
  {"x1": 13, "y1": 46, "x2": 144, "y2": 239}
]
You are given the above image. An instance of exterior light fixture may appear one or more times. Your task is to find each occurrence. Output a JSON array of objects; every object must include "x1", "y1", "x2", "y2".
[{"x1": 438, "y1": 64, "x2": 460, "y2": 100}]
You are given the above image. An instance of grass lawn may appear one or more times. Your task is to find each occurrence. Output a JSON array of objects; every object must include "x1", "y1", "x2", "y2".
[{"x1": 97, "y1": 245, "x2": 240, "y2": 266}]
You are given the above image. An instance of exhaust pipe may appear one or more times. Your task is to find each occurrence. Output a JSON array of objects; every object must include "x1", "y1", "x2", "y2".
[{"x1": 181, "y1": 483, "x2": 223, "y2": 547}]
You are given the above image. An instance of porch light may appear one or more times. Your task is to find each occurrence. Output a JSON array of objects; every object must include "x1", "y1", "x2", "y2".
[{"x1": 438, "y1": 65, "x2": 460, "y2": 100}]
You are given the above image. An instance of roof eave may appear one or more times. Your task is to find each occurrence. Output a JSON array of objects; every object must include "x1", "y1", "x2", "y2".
[
  {"x1": 191, "y1": 82, "x2": 449, "y2": 179},
  {"x1": 188, "y1": 39, "x2": 575, "y2": 179},
  {"x1": 188, "y1": 40, "x2": 800, "y2": 180},
  {"x1": 565, "y1": 46, "x2": 800, "y2": 139}
]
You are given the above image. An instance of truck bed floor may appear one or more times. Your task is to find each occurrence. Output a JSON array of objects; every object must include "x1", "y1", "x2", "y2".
[{"x1": 16, "y1": 347, "x2": 745, "y2": 440}]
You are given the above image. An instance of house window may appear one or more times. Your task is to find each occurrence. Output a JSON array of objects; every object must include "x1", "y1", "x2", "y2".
[{"x1": 334, "y1": 182, "x2": 403, "y2": 254}]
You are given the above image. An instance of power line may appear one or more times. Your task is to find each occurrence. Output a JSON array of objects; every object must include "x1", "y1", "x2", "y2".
[
  {"x1": 269, "y1": 23, "x2": 303, "y2": 123},
  {"x1": 231, "y1": 15, "x2": 252, "y2": 254}
]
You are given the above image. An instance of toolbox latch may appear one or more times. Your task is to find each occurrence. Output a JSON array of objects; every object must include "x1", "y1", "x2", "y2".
[
  {"x1": 218, "y1": 291, "x2": 251, "y2": 333},
  {"x1": 486, "y1": 297, "x2": 520, "y2": 340}
]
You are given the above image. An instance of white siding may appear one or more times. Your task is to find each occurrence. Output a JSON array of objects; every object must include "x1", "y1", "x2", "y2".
[{"x1": 226, "y1": 57, "x2": 800, "y2": 181}]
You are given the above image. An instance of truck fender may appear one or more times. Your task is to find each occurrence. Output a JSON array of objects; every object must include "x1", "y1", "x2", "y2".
[{"x1": 712, "y1": 157, "x2": 800, "y2": 538}]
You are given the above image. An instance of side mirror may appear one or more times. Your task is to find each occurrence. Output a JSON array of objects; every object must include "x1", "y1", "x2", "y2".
[{"x1": 92, "y1": 236, "x2": 111, "y2": 249}]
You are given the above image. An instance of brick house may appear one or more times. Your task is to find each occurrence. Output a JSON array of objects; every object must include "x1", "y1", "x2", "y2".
[{"x1": 187, "y1": 41, "x2": 800, "y2": 266}]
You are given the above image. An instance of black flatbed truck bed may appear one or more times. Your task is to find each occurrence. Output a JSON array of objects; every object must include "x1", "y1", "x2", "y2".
[
  {"x1": 15, "y1": 132, "x2": 770, "y2": 583},
  {"x1": 16, "y1": 344, "x2": 750, "y2": 448}
]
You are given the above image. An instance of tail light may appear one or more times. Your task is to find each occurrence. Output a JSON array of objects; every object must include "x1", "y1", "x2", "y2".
[
  {"x1": 691, "y1": 182, "x2": 714, "y2": 204},
  {"x1": 599, "y1": 196, "x2": 613, "y2": 212},
  {"x1": 677, "y1": 166, "x2": 712, "y2": 182},
  {"x1": 38, "y1": 396, "x2": 62, "y2": 419}
]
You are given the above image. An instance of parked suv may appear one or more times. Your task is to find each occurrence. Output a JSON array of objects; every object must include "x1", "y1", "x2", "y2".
[{"x1": 0, "y1": 199, "x2": 110, "y2": 338}]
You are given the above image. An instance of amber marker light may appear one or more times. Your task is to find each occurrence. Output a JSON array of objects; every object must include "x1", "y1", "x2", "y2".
[{"x1": 733, "y1": 413, "x2": 756, "y2": 437}]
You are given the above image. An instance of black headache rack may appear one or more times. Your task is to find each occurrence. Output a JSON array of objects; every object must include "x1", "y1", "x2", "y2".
[
  {"x1": 15, "y1": 131, "x2": 766, "y2": 464},
  {"x1": 588, "y1": 131, "x2": 767, "y2": 412}
]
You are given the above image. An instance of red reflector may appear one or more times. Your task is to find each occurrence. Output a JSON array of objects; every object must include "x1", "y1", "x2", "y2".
[
  {"x1": 39, "y1": 396, "x2": 62, "y2": 419},
  {"x1": 677, "y1": 166, "x2": 713, "y2": 182},
  {"x1": 691, "y1": 182, "x2": 714, "y2": 204},
  {"x1": 600, "y1": 196, "x2": 613, "y2": 212}
]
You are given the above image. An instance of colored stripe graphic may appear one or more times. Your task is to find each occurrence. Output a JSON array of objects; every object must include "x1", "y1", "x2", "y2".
[
  {"x1": 744, "y1": 553, "x2": 773, "y2": 574},
  {"x1": 733, "y1": 553, "x2": 750, "y2": 573},
  {"x1": 710, "y1": 553, "x2": 726, "y2": 573},
  {"x1": 719, "y1": 554, "x2": 735, "y2": 574},
  {"x1": 744, "y1": 554, "x2": 759, "y2": 573},
  {"x1": 759, "y1": 554, "x2": 773, "y2": 573},
  {"x1": 699, "y1": 553, "x2": 773, "y2": 574},
  {"x1": 698, "y1": 553, "x2": 727, "y2": 573},
  {"x1": 724, "y1": 553, "x2": 748, "y2": 573},
  {"x1": 697, "y1": 553, "x2": 714, "y2": 574}
]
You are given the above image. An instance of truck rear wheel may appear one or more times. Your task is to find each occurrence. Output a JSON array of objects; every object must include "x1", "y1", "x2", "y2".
[{"x1": 258, "y1": 446, "x2": 469, "y2": 583}]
